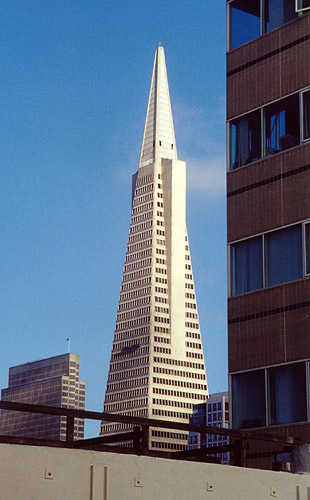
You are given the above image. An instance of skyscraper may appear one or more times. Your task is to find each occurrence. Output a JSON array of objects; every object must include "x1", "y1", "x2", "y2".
[
  {"x1": 226, "y1": 0, "x2": 310, "y2": 469},
  {"x1": 188, "y1": 392, "x2": 230, "y2": 465},
  {"x1": 0, "y1": 353, "x2": 85, "y2": 441},
  {"x1": 101, "y1": 46, "x2": 208, "y2": 451}
]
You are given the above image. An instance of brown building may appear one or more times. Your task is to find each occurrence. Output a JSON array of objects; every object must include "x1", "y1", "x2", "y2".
[
  {"x1": 0, "y1": 353, "x2": 85, "y2": 441},
  {"x1": 226, "y1": 0, "x2": 310, "y2": 469}
]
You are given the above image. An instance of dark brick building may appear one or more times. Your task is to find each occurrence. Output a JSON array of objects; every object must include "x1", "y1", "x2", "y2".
[{"x1": 226, "y1": 0, "x2": 310, "y2": 469}]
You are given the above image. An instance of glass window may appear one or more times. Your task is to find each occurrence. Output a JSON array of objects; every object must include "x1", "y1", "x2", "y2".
[
  {"x1": 264, "y1": 94, "x2": 300, "y2": 156},
  {"x1": 232, "y1": 370, "x2": 266, "y2": 429},
  {"x1": 264, "y1": 0, "x2": 297, "y2": 33},
  {"x1": 231, "y1": 236, "x2": 263, "y2": 295},
  {"x1": 306, "y1": 224, "x2": 310, "y2": 275},
  {"x1": 303, "y1": 90, "x2": 310, "y2": 141},
  {"x1": 230, "y1": 0, "x2": 261, "y2": 50},
  {"x1": 265, "y1": 225, "x2": 303, "y2": 287},
  {"x1": 296, "y1": 0, "x2": 310, "y2": 11},
  {"x1": 268, "y1": 363, "x2": 307, "y2": 425},
  {"x1": 231, "y1": 110, "x2": 261, "y2": 169}
]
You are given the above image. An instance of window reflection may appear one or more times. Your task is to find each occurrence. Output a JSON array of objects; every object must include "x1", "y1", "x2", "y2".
[
  {"x1": 264, "y1": 94, "x2": 300, "y2": 156},
  {"x1": 229, "y1": 0, "x2": 299, "y2": 50},
  {"x1": 230, "y1": 0, "x2": 260, "y2": 50},
  {"x1": 264, "y1": 0, "x2": 297, "y2": 33}
]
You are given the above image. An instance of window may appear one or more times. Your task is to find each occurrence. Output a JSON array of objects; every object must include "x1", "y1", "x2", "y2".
[
  {"x1": 296, "y1": 0, "x2": 310, "y2": 12},
  {"x1": 264, "y1": 94, "x2": 300, "y2": 156},
  {"x1": 229, "y1": 0, "x2": 299, "y2": 50},
  {"x1": 232, "y1": 362, "x2": 309, "y2": 429},
  {"x1": 231, "y1": 110, "x2": 261, "y2": 168},
  {"x1": 231, "y1": 236, "x2": 263, "y2": 295},
  {"x1": 264, "y1": 0, "x2": 297, "y2": 33},
  {"x1": 265, "y1": 225, "x2": 303, "y2": 286},
  {"x1": 230, "y1": 92, "x2": 303, "y2": 170},
  {"x1": 230, "y1": 0, "x2": 260, "y2": 50},
  {"x1": 306, "y1": 224, "x2": 310, "y2": 275},
  {"x1": 232, "y1": 370, "x2": 266, "y2": 429},
  {"x1": 268, "y1": 363, "x2": 307, "y2": 425},
  {"x1": 231, "y1": 223, "x2": 308, "y2": 296},
  {"x1": 303, "y1": 90, "x2": 310, "y2": 141}
]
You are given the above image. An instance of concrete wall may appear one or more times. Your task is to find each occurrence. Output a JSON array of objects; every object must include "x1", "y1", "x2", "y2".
[{"x1": 0, "y1": 443, "x2": 309, "y2": 500}]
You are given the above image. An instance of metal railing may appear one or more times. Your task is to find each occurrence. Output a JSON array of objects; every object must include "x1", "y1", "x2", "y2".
[{"x1": 0, "y1": 401, "x2": 303, "y2": 467}]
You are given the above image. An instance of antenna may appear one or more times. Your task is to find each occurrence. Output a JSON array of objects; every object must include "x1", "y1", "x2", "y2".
[{"x1": 66, "y1": 338, "x2": 70, "y2": 353}]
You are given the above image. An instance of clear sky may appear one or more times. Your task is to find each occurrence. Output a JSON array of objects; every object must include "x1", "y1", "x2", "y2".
[{"x1": 1, "y1": 0, "x2": 227, "y2": 436}]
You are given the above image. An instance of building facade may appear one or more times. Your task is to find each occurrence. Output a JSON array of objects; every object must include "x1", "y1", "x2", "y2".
[
  {"x1": 0, "y1": 353, "x2": 85, "y2": 440},
  {"x1": 101, "y1": 46, "x2": 209, "y2": 451},
  {"x1": 188, "y1": 392, "x2": 230, "y2": 465},
  {"x1": 226, "y1": 0, "x2": 310, "y2": 468}
]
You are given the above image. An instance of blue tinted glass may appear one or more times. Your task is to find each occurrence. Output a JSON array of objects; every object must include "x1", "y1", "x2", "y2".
[
  {"x1": 231, "y1": 236, "x2": 263, "y2": 295},
  {"x1": 264, "y1": 0, "x2": 297, "y2": 33},
  {"x1": 231, "y1": 1, "x2": 260, "y2": 50},
  {"x1": 265, "y1": 225, "x2": 303, "y2": 287},
  {"x1": 264, "y1": 93, "x2": 299, "y2": 156}
]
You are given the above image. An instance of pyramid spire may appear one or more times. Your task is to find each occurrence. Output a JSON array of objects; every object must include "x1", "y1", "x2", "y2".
[
  {"x1": 139, "y1": 46, "x2": 177, "y2": 168},
  {"x1": 101, "y1": 46, "x2": 208, "y2": 452}
]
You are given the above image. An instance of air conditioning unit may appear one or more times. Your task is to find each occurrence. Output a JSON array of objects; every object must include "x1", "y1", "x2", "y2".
[{"x1": 295, "y1": 0, "x2": 310, "y2": 12}]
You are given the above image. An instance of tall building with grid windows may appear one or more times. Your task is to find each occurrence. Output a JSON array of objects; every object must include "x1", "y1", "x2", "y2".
[
  {"x1": 0, "y1": 353, "x2": 85, "y2": 441},
  {"x1": 100, "y1": 46, "x2": 209, "y2": 451},
  {"x1": 188, "y1": 392, "x2": 230, "y2": 465},
  {"x1": 226, "y1": 0, "x2": 310, "y2": 469}
]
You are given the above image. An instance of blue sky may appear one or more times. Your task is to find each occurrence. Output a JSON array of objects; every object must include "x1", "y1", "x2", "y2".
[{"x1": 1, "y1": 0, "x2": 227, "y2": 436}]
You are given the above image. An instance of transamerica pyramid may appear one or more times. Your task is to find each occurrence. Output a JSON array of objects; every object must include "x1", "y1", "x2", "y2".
[{"x1": 101, "y1": 46, "x2": 208, "y2": 451}]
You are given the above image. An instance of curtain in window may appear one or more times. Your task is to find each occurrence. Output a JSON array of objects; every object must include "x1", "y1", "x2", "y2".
[
  {"x1": 268, "y1": 363, "x2": 307, "y2": 425},
  {"x1": 231, "y1": 236, "x2": 263, "y2": 295},
  {"x1": 304, "y1": 91, "x2": 310, "y2": 140},
  {"x1": 265, "y1": 225, "x2": 303, "y2": 287}
]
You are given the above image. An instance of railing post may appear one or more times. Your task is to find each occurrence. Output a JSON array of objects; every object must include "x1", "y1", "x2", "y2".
[
  {"x1": 133, "y1": 425, "x2": 141, "y2": 454},
  {"x1": 66, "y1": 416, "x2": 74, "y2": 447},
  {"x1": 141, "y1": 425, "x2": 149, "y2": 455},
  {"x1": 234, "y1": 438, "x2": 248, "y2": 467}
]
